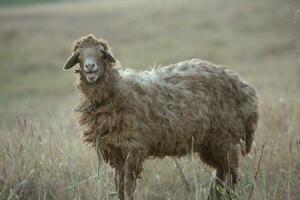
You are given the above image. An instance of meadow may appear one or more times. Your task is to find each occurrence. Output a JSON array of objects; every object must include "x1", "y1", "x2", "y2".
[{"x1": 0, "y1": 0, "x2": 299, "y2": 199}]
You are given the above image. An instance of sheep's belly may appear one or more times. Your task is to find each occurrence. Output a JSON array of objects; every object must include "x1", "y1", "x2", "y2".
[
  {"x1": 149, "y1": 140, "x2": 200, "y2": 158},
  {"x1": 146, "y1": 130, "x2": 204, "y2": 158}
]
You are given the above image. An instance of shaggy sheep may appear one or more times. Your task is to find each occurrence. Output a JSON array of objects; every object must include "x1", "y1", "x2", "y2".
[{"x1": 63, "y1": 34, "x2": 258, "y2": 200}]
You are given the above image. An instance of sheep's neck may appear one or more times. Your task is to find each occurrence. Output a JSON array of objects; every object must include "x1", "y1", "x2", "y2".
[{"x1": 77, "y1": 69, "x2": 122, "y2": 111}]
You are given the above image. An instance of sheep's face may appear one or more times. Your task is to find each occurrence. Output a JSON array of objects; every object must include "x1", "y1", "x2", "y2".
[
  {"x1": 63, "y1": 44, "x2": 116, "y2": 83},
  {"x1": 79, "y1": 47, "x2": 105, "y2": 83}
]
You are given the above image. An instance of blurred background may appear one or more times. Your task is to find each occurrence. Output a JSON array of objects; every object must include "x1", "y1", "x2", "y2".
[{"x1": 0, "y1": 0, "x2": 299, "y2": 199}]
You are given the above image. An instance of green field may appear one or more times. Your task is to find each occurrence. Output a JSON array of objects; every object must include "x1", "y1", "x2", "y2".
[{"x1": 0, "y1": 0, "x2": 300, "y2": 199}]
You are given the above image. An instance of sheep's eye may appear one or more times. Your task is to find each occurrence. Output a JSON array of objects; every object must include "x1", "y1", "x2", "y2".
[{"x1": 97, "y1": 51, "x2": 105, "y2": 58}]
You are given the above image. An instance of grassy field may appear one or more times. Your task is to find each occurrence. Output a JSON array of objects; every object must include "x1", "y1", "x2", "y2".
[{"x1": 0, "y1": 0, "x2": 300, "y2": 199}]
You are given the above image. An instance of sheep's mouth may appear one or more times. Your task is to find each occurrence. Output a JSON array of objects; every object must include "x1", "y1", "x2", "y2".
[{"x1": 84, "y1": 69, "x2": 99, "y2": 82}]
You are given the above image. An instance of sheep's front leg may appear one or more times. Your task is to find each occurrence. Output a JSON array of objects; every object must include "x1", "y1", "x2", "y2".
[
  {"x1": 114, "y1": 162, "x2": 139, "y2": 200},
  {"x1": 115, "y1": 168, "x2": 125, "y2": 200},
  {"x1": 124, "y1": 151, "x2": 144, "y2": 200},
  {"x1": 124, "y1": 166, "x2": 136, "y2": 200}
]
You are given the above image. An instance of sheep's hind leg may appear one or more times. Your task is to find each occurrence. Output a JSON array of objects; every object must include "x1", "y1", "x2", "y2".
[
  {"x1": 227, "y1": 163, "x2": 239, "y2": 198},
  {"x1": 199, "y1": 145, "x2": 239, "y2": 199},
  {"x1": 208, "y1": 159, "x2": 239, "y2": 200},
  {"x1": 208, "y1": 167, "x2": 228, "y2": 200}
]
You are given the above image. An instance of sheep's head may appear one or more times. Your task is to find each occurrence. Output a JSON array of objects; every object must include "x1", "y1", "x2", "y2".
[{"x1": 63, "y1": 34, "x2": 116, "y2": 83}]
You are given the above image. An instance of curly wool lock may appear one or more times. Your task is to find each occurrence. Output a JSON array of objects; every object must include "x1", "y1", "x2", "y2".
[{"x1": 64, "y1": 34, "x2": 258, "y2": 200}]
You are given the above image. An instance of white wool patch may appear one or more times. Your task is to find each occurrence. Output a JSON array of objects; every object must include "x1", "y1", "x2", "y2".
[
  {"x1": 119, "y1": 68, "x2": 136, "y2": 78},
  {"x1": 138, "y1": 69, "x2": 160, "y2": 84},
  {"x1": 120, "y1": 68, "x2": 160, "y2": 85},
  {"x1": 170, "y1": 61, "x2": 212, "y2": 78}
]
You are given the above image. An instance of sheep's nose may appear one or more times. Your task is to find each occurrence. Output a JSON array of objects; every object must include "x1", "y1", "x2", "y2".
[{"x1": 85, "y1": 63, "x2": 95, "y2": 69}]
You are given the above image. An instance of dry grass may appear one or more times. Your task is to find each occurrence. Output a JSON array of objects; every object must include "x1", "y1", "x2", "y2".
[{"x1": 0, "y1": 0, "x2": 300, "y2": 199}]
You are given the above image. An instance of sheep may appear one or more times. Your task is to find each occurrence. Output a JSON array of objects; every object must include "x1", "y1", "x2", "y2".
[{"x1": 63, "y1": 34, "x2": 258, "y2": 200}]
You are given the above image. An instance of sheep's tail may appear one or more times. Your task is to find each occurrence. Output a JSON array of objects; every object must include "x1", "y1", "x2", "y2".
[
  {"x1": 239, "y1": 83, "x2": 258, "y2": 156},
  {"x1": 245, "y1": 125, "x2": 254, "y2": 154},
  {"x1": 244, "y1": 114, "x2": 258, "y2": 155}
]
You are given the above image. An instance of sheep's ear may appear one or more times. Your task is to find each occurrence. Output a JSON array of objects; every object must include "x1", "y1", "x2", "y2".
[
  {"x1": 63, "y1": 52, "x2": 79, "y2": 71},
  {"x1": 102, "y1": 49, "x2": 116, "y2": 63}
]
